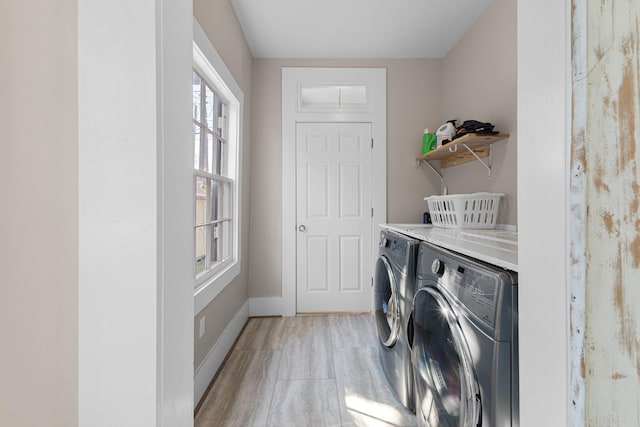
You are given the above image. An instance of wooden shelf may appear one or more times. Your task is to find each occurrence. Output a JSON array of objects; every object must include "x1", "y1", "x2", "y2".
[{"x1": 416, "y1": 133, "x2": 510, "y2": 169}]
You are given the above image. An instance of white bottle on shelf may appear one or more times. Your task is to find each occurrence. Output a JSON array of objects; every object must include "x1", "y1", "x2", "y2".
[{"x1": 436, "y1": 121, "x2": 457, "y2": 147}]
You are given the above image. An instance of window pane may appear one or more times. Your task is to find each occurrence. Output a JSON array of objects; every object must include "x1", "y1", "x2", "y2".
[
  {"x1": 195, "y1": 223, "x2": 213, "y2": 277},
  {"x1": 339, "y1": 85, "x2": 367, "y2": 107},
  {"x1": 210, "y1": 179, "x2": 232, "y2": 223},
  {"x1": 205, "y1": 85, "x2": 215, "y2": 130},
  {"x1": 220, "y1": 180, "x2": 231, "y2": 219},
  {"x1": 209, "y1": 180, "x2": 219, "y2": 223},
  {"x1": 221, "y1": 220, "x2": 231, "y2": 260},
  {"x1": 193, "y1": 125, "x2": 201, "y2": 170},
  {"x1": 206, "y1": 224, "x2": 214, "y2": 268},
  {"x1": 210, "y1": 224, "x2": 219, "y2": 264},
  {"x1": 217, "y1": 100, "x2": 225, "y2": 137},
  {"x1": 195, "y1": 225, "x2": 207, "y2": 276},
  {"x1": 218, "y1": 137, "x2": 225, "y2": 176},
  {"x1": 300, "y1": 85, "x2": 340, "y2": 108},
  {"x1": 195, "y1": 176, "x2": 208, "y2": 226},
  {"x1": 205, "y1": 132, "x2": 216, "y2": 174},
  {"x1": 192, "y1": 72, "x2": 202, "y2": 122},
  {"x1": 220, "y1": 184, "x2": 232, "y2": 262}
]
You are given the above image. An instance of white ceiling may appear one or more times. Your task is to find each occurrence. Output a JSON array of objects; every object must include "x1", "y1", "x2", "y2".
[{"x1": 230, "y1": 0, "x2": 495, "y2": 59}]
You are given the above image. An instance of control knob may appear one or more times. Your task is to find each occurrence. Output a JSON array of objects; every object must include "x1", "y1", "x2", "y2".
[{"x1": 431, "y1": 258, "x2": 445, "y2": 276}]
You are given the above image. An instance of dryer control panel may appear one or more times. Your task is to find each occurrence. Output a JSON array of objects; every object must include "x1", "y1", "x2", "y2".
[
  {"x1": 456, "y1": 267, "x2": 499, "y2": 327},
  {"x1": 416, "y1": 241, "x2": 515, "y2": 337},
  {"x1": 429, "y1": 259, "x2": 498, "y2": 327}
]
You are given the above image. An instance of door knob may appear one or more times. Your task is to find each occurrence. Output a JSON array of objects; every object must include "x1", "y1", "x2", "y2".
[{"x1": 298, "y1": 225, "x2": 307, "y2": 232}]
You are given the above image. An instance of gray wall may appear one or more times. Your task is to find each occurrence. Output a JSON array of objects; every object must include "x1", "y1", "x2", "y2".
[
  {"x1": 193, "y1": 0, "x2": 254, "y2": 368},
  {"x1": 249, "y1": 58, "x2": 443, "y2": 298},
  {"x1": 441, "y1": 0, "x2": 517, "y2": 225},
  {"x1": 1, "y1": 1, "x2": 78, "y2": 425}
]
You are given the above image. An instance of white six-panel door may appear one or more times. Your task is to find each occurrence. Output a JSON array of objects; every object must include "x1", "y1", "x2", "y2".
[{"x1": 296, "y1": 122, "x2": 372, "y2": 312}]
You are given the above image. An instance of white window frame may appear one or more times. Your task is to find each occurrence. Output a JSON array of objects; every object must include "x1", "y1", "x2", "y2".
[
  {"x1": 192, "y1": 72, "x2": 233, "y2": 279},
  {"x1": 193, "y1": 19, "x2": 243, "y2": 314}
]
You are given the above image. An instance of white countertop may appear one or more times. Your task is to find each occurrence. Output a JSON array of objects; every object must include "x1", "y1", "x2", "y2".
[{"x1": 381, "y1": 223, "x2": 518, "y2": 272}]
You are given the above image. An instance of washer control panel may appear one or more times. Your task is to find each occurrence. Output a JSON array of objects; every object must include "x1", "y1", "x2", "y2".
[
  {"x1": 379, "y1": 233, "x2": 408, "y2": 256},
  {"x1": 391, "y1": 239, "x2": 407, "y2": 256}
]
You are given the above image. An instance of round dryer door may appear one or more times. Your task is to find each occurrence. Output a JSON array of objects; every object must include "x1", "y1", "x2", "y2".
[
  {"x1": 413, "y1": 286, "x2": 482, "y2": 427},
  {"x1": 374, "y1": 256, "x2": 401, "y2": 347}
]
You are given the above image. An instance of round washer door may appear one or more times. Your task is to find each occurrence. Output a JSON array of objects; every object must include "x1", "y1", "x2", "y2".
[
  {"x1": 374, "y1": 255, "x2": 401, "y2": 347},
  {"x1": 413, "y1": 286, "x2": 482, "y2": 427}
]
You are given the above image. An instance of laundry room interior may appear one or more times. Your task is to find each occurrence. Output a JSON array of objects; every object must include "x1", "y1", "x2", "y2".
[
  {"x1": 196, "y1": 0, "x2": 525, "y2": 424},
  {"x1": 6, "y1": 0, "x2": 640, "y2": 426}
]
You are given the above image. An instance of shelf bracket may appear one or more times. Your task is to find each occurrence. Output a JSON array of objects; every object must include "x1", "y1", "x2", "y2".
[
  {"x1": 461, "y1": 143, "x2": 492, "y2": 176},
  {"x1": 421, "y1": 159, "x2": 443, "y2": 180},
  {"x1": 421, "y1": 159, "x2": 446, "y2": 193}
]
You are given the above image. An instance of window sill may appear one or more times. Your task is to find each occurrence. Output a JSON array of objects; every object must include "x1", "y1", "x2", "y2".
[{"x1": 194, "y1": 261, "x2": 240, "y2": 314}]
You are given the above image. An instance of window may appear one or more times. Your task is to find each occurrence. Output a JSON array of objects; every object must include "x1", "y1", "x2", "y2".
[
  {"x1": 192, "y1": 71, "x2": 233, "y2": 279},
  {"x1": 192, "y1": 21, "x2": 243, "y2": 313},
  {"x1": 299, "y1": 84, "x2": 369, "y2": 110}
]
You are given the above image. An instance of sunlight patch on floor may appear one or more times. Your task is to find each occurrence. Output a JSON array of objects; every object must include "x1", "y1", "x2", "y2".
[{"x1": 345, "y1": 392, "x2": 407, "y2": 426}]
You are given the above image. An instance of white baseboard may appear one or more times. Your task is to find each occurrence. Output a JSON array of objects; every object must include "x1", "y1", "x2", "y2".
[
  {"x1": 249, "y1": 297, "x2": 284, "y2": 316},
  {"x1": 194, "y1": 300, "x2": 249, "y2": 407}
]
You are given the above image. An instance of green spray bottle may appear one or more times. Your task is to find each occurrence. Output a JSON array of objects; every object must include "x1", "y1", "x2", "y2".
[{"x1": 422, "y1": 129, "x2": 437, "y2": 154}]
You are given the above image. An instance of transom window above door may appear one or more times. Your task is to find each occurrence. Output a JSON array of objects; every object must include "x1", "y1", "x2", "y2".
[{"x1": 298, "y1": 84, "x2": 369, "y2": 112}]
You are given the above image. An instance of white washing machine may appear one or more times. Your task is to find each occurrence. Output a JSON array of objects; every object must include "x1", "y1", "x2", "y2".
[
  {"x1": 374, "y1": 229, "x2": 419, "y2": 411},
  {"x1": 412, "y1": 241, "x2": 518, "y2": 426}
]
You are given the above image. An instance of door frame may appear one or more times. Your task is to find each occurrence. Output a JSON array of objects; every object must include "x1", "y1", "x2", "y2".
[{"x1": 282, "y1": 67, "x2": 387, "y2": 316}]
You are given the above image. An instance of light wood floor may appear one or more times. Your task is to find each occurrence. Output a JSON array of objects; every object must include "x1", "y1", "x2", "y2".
[{"x1": 195, "y1": 314, "x2": 417, "y2": 427}]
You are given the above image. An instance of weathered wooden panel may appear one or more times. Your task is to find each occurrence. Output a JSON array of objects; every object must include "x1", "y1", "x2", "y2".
[
  {"x1": 573, "y1": 0, "x2": 640, "y2": 425},
  {"x1": 570, "y1": 1, "x2": 588, "y2": 425}
]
